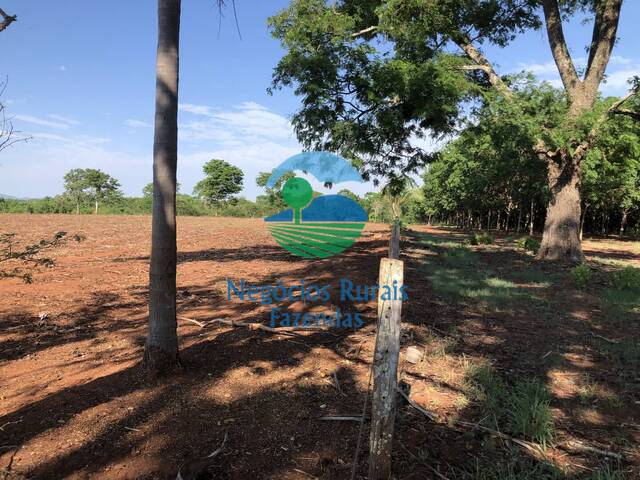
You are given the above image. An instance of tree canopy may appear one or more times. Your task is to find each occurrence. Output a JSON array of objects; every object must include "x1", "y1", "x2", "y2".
[{"x1": 193, "y1": 159, "x2": 244, "y2": 205}]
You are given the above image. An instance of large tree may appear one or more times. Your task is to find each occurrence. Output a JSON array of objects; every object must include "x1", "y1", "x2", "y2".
[
  {"x1": 193, "y1": 159, "x2": 243, "y2": 206},
  {"x1": 270, "y1": 0, "x2": 639, "y2": 261},
  {"x1": 63, "y1": 168, "x2": 121, "y2": 214}
]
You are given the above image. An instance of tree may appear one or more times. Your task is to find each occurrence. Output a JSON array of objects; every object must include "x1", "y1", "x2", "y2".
[
  {"x1": 256, "y1": 169, "x2": 295, "y2": 213},
  {"x1": 63, "y1": 169, "x2": 88, "y2": 214},
  {"x1": 146, "y1": 0, "x2": 235, "y2": 374},
  {"x1": 0, "y1": 79, "x2": 29, "y2": 154},
  {"x1": 63, "y1": 168, "x2": 121, "y2": 214},
  {"x1": 270, "y1": 0, "x2": 638, "y2": 262},
  {"x1": 381, "y1": 174, "x2": 417, "y2": 220},
  {"x1": 146, "y1": 0, "x2": 182, "y2": 374},
  {"x1": 193, "y1": 159, "x2": 243, "y2": 207}
]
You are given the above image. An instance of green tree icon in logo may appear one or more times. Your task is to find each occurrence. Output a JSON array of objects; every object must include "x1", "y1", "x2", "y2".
[{"x1": 281, "y1": 177, "x2": 313, "y2": 224}]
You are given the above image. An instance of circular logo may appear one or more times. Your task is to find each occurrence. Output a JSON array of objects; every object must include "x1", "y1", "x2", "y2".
[{"x1": 264, "y1": 152, "x2": 368, "y2": 259}]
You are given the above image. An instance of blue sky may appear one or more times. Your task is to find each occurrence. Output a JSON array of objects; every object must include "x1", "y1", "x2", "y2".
[{"x1": 1, "y1": 1, "x2": 639, "y2": 200}]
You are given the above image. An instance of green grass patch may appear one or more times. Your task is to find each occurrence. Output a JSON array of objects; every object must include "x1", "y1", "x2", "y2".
[
  {"x1": 463, "y1": 364, "x2": 555, "y2": 447},
  {"x1": 458, "y1": 455, "x2": 564, "y2": 480},
  {"x1": 601, "y1": 339, "x2": 640, "y2": 371},
  {"x1": 423, "y1": 240, "x2": 543, "y2": 310},
  {"x1": 571, "y1": 264, "x2": 593, "y2": 289},
  {"x1": 466, "y1": 231, "x2": 495, "y2": 245}
]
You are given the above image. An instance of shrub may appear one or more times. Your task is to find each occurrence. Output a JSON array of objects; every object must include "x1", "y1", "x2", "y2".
[
  {"x1": 466, "y1": 232, "x2": 494, "y2": 245},
  {"x1": 516, "y1": 236, "x2": 540, "y2": 254},
  {"x1": 571, "y1": 264, "x2": 592, "y2": 289},
  {"x1": 612, "y1": 266, "x2": 640, "y2": 291}
]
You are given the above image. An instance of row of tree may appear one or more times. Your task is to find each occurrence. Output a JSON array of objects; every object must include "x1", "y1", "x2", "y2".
[{"x1": 420, "y1": 79, "x2": 640, "y2": 238}]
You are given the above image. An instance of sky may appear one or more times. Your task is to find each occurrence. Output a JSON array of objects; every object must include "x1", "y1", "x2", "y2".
[{"x1": 1, "y1": 1, "x2": 639, "y2": 200}]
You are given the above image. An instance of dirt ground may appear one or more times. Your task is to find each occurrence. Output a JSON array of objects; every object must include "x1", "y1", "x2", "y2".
[{"x1": 0, "y1": 214, "x2": 639, "y2": 479}]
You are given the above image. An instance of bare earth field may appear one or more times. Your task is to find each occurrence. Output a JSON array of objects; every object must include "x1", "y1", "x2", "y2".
[{"x1": 0, "y1": 214, "x2": 639, "y2": 479}]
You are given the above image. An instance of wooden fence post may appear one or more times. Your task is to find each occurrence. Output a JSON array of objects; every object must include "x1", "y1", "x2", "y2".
[
  {"x1": 369, "y1": 255, "x2": 403, "y2": 479},
  {"x1": 389, "y1": 220, "x2": 400, "y2": 260}
]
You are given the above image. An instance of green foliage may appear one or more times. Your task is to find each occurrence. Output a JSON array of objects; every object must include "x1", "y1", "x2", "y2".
[
  {"x1": 464, "y1": 364, "x2": 554, "y2": 447},
  {"x1": 571, "y1": 264, "x2": 593, "y2": 289},
  {"x1": 193, "y1": 159, "x2": 243, "y2": 205},
  {"x1": 611, "y1": 266, "x2": 640, "y2": 291},
  {"x1": 590, "y1": 465, "x2": 626, "y2": 480},
  {"x1": 507, "y1": 380, "x2": 554, "y2": 448},
  {"x1": 516, "y1": 236, "x2": 540, "y2": 254},
  {"x1": 459, "y1": 456, "x2": 563, "y2": 480},
  {"x1": 466, "y1": 232, "x2": 494, "y2": 245},
  {"x1": 269, "y1": 0, "x2": 474, "y2": 180},
  {"x1": 63, "y1": 168, "x2": 122, "y2": 213}
]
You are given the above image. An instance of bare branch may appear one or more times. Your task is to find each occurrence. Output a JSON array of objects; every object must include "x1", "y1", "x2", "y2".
[
  {"x1": 541, "y1": 0, "x2": 580, "y2": 94},
  {"x1": 351, "y1": 25, "x2": 378, "y2": 38},
  {"x1": 0, "y1": 7, "x2": 17, "y2": 33}
]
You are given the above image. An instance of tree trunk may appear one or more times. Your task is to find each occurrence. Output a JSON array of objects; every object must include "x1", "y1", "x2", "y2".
[
  {"x1": 517, "y1": 207, "x2": 523, "y2": 233},
  {"x1": 529, "y1": 199, "x2": 535, "y2": 236},
  {"x1": 76, "y1": 200, "x2": 80, "y2": 215},
  {"x1": 94, "y1": 199, "x2": 98, "y2": 215},
  {"x1": 145, "y1": 0, "x2": 181, "y2": 375},
  {"x1": 619, "y1": 210, "x2": 627, "y2": 237},
  {"x1": 537, "y1": 153, "x2": 582, "y2": 262},
  {"x1": 579, "y1": 203, "x2": 589, "y2": 241}
]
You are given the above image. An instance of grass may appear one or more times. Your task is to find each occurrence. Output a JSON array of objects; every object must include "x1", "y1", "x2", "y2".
[
  {"x1": 421, "y1": 238, "x2": 544, "y2": 310},
  {"x1": 578, "y1": 375, "x2": 624, "y2": 408},
  {"x1": 463, "y1": 363, "x2": 555, "y2": 447},
  {"x1": 457, "y1": 454, "x2": 565, "y2": 480},
  {"x1": 601, "y1": 339, "x2": 640, "y2": 372}
]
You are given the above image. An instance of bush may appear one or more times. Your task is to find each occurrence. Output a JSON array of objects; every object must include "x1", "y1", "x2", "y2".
[
  {"x1": 466, "y1": 232, "x2": 494, "y2": 245},
  {"x1": 516, "y1": 236, "x2": 540, "y2": 254},
  {"x1": 571, "y1": 264, "x2": 592, "y2": 289},
  {"x1": 612, "y1": 266, "x2": 640, "y2": 291}
]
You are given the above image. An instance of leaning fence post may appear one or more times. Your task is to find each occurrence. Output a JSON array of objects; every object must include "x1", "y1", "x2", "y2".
[{"x1": 369, "y1": 241, "x2": 403, "y2": 479}]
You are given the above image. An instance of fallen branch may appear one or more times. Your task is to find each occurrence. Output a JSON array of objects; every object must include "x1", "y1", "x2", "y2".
[
  {"x1": 178, "y1": 316, "x2": 331, "y2": 337},
  {"x1": 319, "y1": 416, "x2": 363, "y2": 422},
  {"x1": 558, "y1": 440, "x2": 624, "y2": 460},
  {"x1": 178, "y1": 316, "x2": 207, "y2": 328},
  {"x1": 590, "y1": 331, "x2": 620, "y2": 344},
  {"x1": 396, "y1": 387, "x2": 437, "y2": 421}
]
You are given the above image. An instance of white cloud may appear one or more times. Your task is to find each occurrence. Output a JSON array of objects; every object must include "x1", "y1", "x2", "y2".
[
  {"x1": 48, "y1": 114, "x2": 80, "y2": 125},
  {"x1": 179, "y1": 101, "x2": 293, "y2": 144},
  {"x1": 179, "y1": 103, "x2": 215, "y2": 116},
  {"x1": 13, "y1": 114, "x2": 70, "y2": 129},
  {"x1": 516, "y1": 60, "x2": 558, "y2": 76},
  {"x1": 0, "y1": 131, "x2": 150, "y2": 198},
  {"x1": 124, "y1": 118, "x2": 152, "y2": 128},
  {"x1": 602, "y1": 67, "x2": 640, "y2": 91}
]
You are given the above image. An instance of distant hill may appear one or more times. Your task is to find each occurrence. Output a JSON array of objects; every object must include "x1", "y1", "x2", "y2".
[{"x1": 0, "y1": 193, "x2": 17, "y2": 199}]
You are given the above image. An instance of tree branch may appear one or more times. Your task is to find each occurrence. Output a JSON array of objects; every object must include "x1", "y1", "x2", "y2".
[
  {"x1": 454, "y1": 34, "x2": 513, "y2": 99},
  {"x1": 574, "y1": 88, "x2": 638, "y2": 160},
  {"x1": 541, "y1": 0, "x2": 580, "y2": 94},
  {"x1": 0, "y1": 7, "x2": 17, "y2": 33},
  {"x1": 584, "y1": 0, "x2": 623, "y2": 89},
  {"x1": 350, "y1": 25, "x2": 377, "y2": 38}
]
